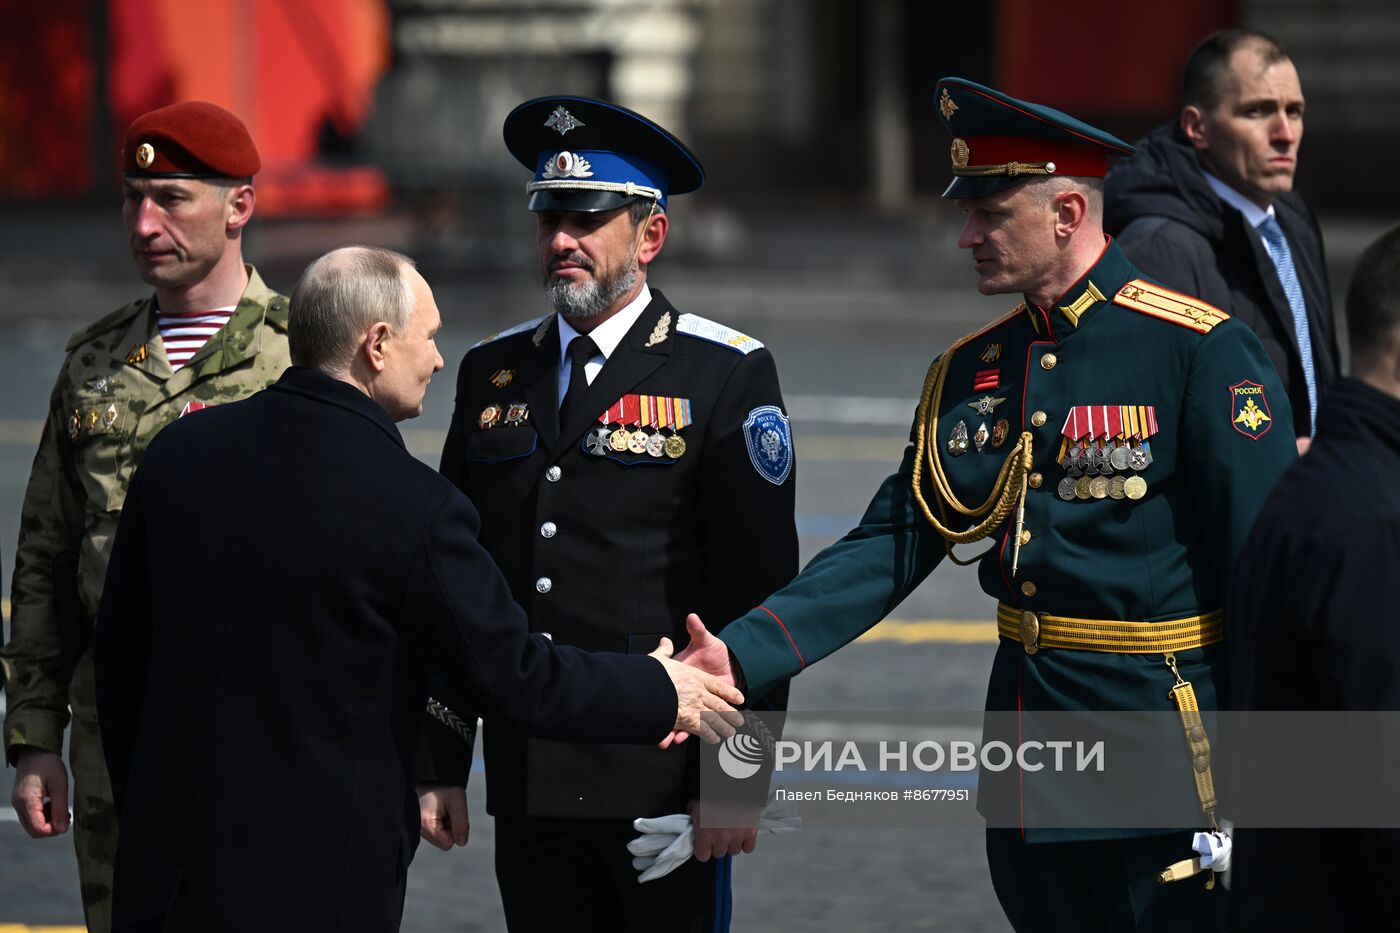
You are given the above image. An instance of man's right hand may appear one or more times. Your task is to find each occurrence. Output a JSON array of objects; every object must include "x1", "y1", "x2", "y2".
[
  {"x1": 650, "y1": 637, "x2": 744, "y2": 745},
  {"x1": 417, "y1": 784, "x2": 469, "y2": 850},
  {"x1": 10, "y1": 747, "x2": 70, "y2": 838},
  {"x1": 660, "y1": 614, "x2": 739, "y2": 749}
]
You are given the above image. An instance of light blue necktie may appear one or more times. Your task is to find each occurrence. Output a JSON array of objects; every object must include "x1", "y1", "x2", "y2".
[{"x1": 1257, "y1": 214, "x2": 1317, "y2": 434}]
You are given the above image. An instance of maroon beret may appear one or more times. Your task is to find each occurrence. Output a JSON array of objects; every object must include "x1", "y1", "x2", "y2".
[{"x1": 122, "y1": 101, "x2": 260, "y2": 179}]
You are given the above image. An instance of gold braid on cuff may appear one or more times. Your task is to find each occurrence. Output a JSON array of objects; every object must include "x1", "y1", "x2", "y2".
[{"x1": 911, "y1": 354, "x2": 1034, "y2": 570}]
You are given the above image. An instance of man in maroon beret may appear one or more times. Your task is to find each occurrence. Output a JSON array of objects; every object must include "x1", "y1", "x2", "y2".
[{"x1": 1, "y1": 100, "x2": 291, "y2": 933}]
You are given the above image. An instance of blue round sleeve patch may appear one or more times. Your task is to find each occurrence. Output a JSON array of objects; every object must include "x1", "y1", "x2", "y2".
[{"x1": 743, "y1": 405, "x2": 793, "y2": 485}]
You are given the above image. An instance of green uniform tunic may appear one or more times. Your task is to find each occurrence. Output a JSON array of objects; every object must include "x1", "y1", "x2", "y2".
[{"x1": 722, "y1": 240, "x2": 1296, "y2": 841}]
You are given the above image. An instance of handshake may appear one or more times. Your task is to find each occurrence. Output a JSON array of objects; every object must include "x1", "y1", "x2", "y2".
[
  {"x1": 418, "y1": 613, "x2": 749, "y2": 852},
  {"x1": 648, "y1": 613, "x2": 742, "y2": 747}
]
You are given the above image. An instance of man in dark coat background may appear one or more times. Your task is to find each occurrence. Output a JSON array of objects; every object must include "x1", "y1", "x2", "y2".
[
  {"x1": 1106, "y1": 30, "x2": 1339, "y2": 450},
  {"x1": 92, "y1": 246, "x2": 744, "y2": 933},
  {"x1": 1225, "y1": 226, "x2": 1400, "y2": 930}
]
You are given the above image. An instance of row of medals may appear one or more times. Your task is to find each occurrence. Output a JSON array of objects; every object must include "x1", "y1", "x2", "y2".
[
  {"x1": 586, "y1": 423, "x2": 687, "y2": 459},
  {"x1": 1058, "y1": 440, "x2": 1151, "y2": 501}
]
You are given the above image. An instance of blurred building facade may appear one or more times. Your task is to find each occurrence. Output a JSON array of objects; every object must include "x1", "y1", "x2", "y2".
[{"x1": 2, "y1": 0, "x2": 1396, "y2": 215}]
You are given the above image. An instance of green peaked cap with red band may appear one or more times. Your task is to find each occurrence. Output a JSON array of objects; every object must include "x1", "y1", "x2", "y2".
[{"x1": 935, "y1": 77, "x2": 1134, "y2": 200}]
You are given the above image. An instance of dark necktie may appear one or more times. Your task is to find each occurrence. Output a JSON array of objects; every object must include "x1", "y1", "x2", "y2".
[{"x1": 558, "y1": 334, "x2": 599, "y2": 426}]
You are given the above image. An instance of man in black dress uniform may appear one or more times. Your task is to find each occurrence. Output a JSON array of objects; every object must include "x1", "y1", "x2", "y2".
[
  {"x1": 1227, "y1": 225, "x2": 1400, "y2": 930},
  {"x1": 416, "y1": 97, "x2": 798, "y2": 932}
]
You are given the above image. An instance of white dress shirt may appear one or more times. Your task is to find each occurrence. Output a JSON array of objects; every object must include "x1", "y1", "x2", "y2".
[{"x1": 555, "y1": 282, "x2": 652, "y2": 408}]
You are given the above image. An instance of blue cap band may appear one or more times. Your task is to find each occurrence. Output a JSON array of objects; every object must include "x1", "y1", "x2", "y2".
[{"x1": 529, "y1": 149, "x2": 670, "y2": 209}]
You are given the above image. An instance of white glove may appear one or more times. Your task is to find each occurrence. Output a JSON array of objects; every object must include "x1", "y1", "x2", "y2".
[
  {"x1": 628, "y1": 819, "x2": 696, "y2": 883},
  {"x1": 627, "y1": 795, "x2": 803, "y2": 883},
  {"x1": 1192, "y1": 830, "x2": 1232, "y2": 872}
]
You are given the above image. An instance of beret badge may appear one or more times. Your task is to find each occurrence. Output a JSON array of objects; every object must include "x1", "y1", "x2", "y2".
[{"x1": 135, "y1": 143, "x2": 156, "y2": 170}]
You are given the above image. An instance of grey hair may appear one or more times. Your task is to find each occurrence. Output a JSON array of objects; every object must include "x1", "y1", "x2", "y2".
[
  {"x1": 288, "y1": 246, "x2": 417, "y2": 372},
  {"x1": 1024, "y1": 175, "x2": 1104, "y2": 223}
]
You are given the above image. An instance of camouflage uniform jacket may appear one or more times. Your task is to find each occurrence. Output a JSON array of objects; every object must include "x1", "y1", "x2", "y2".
[{"x1": 1, "y1": 266, "x2": 290, "y2": 762}]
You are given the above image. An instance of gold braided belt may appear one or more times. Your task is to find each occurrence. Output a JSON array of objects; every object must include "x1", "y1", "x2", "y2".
[
  {"x1": 997, "y1": 601, "x2": 1228, "y2": 882},
  {"x1": 911, "y1": 352, "x2": 1034, "y2": 570},
  {"x1": 996, "y1": 603, "x2": 1223, "y2": 655}
]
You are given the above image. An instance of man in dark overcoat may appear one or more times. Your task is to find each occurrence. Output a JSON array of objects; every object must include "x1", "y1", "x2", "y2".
[{"x1": 93, "y1": 246, "x2": 742, "y2": 933}]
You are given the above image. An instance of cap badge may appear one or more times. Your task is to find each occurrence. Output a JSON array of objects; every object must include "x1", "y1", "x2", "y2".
[
  {"x1": 939, "y1": 89, "x2": 959, "y2": 121},
  {"x1": 951, "y1": 138, "x2": 970, "y2": 169},
  {"x1": 135, "y1": 143, "x2": 155, "y2": 169},
  {"x1": 544, "y1": 105, "x2": 584, "y2": 136},
  {"x1": 542, "y1": 151, "x2": 594, "y2": 180}
]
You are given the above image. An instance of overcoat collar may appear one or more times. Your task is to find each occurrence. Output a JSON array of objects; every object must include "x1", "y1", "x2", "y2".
[
  {"x1": 270, "y1": 366, "x2": 406, "y2": 450},
  {"x1": 1316, "y1": 378, "x2": 1400, "y2": 463}
]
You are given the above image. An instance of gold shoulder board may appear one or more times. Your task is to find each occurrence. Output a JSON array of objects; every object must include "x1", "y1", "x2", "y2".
[{"x1": 1112, "y1": 279, "x2": 1229, "y2": 335}]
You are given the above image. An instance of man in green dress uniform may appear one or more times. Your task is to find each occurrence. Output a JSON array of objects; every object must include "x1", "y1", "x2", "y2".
[{"x1": 679, "y1": 78, "x2": 1297, "y2": 931}]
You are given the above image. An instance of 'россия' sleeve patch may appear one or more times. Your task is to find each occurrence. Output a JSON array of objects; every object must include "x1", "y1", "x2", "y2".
[
  {"x1": 1229, "y1": 380, "x2": 1273, "y2": 440},
  {"x1": 743, "y1": 405, "x2": 793, "y2": 484}
]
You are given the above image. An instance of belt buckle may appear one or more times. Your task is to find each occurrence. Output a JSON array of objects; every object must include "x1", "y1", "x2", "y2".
[{"x1": 1019, "y1": 610, "x2": 1040, "y2": 654}]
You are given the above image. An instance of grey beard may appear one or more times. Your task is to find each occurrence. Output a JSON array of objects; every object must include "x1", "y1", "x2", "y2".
[{"x1": 545, "y1": 260, "x2": 639, "y2": 321}]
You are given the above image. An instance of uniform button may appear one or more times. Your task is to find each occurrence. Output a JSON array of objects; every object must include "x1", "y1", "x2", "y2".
[
  {"x1": 1028, "y1": 472, "x2": 1043, "y2": 489},
  {"x1": 546, "y1": 466, "x2": 562, "y2": 482},
  {"x1": 540, "y1": 631, "x2": 553, "y2": 641},
  {"x1": 1021, "y1": 580, "x2": 1037, "y2": 597},
  {"x1": 536, "y1": 577, "x2": 552, "y2": 594},
  {"x1": 1041, "y1": 353, "x2": 1058, "y2": 370},
  {"x1": 541, "y1": 521, "x2": 557, "y2": 538},
  {"x1": 1031, "y1": 411, "x2": 1047, "y2": 427},
  {"x1": 1019, "y1": 529, "x2": 1032, "y2": 545}
]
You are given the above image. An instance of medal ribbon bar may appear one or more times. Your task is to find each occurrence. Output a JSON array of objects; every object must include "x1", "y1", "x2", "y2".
[
  {"x1": 621, "y1": 394, "x2": 641, "y2": 426},
  {"x1": 672, "y1": 397, "x2": 692, "y2": 430}
]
